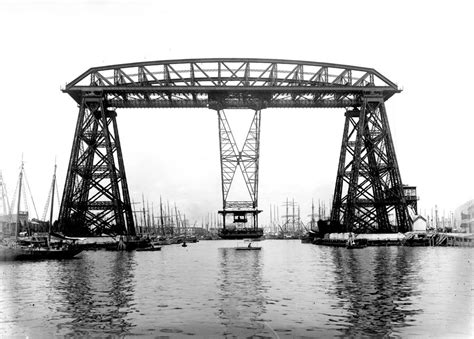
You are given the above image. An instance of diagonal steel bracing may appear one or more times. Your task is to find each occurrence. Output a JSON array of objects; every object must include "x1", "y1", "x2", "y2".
[
  {"x1": 58, "y1": 95, "x2": 135, "y2": 236},
  {"x1": 330, "y1": 96, "x2": 410, "y2": 233},
  {"x1": 217, "y1": 109, "x2": 261, "y2": 211},
  {"x1": 217, "y1": 109, "x2": 262, "y2": 234}
]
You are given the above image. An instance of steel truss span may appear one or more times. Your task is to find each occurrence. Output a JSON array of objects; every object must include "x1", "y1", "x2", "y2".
[
  {"x1": 64, "y1": 58, "x2": 399, "y2": 109},
  {"x1": 59, "y1": 58, "x2": 410, "y2": 236}
]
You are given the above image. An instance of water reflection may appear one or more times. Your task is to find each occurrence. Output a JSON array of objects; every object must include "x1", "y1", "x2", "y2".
[
  {"x1": 53, "y1": 252, "x2": 136, "y2": 336},
  {"x1": 217, "y1": 247, "x2": 274, "y2": 337},
  {"x1": 3, "y1": 242, "x2": 470, "y2": 337},
  {"x1": 331, "y1": 247, "x2": 422, "y2": 336}
]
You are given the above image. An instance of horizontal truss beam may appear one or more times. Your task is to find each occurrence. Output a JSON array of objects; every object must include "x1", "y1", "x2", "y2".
[{"x1": 64, "y1": 59, "x2": 400, "y2": 107}]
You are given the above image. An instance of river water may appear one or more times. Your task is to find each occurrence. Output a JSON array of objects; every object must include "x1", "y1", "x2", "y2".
[{"x1": 0, "y1": 240, "x2": 472, "y2": 337}]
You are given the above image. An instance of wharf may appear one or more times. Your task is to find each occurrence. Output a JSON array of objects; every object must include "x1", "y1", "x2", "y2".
[
  {"x1": 311, "y1": 232, "x2": 474, "y2": 247},
  {"x1": 72, "y1": 236, "x2": 117, "y2": 250},
  {"x1": 444, "y1": 233, "x2": 474, "y2": 247},
  {"x1": 404, "y1": 232, "x2": 474, "y2": 247}
]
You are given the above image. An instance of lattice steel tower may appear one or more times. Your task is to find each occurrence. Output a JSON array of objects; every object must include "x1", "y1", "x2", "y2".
[
  {"x1": 59, "y1": 95, "x2": 135, "y2": 236},
  {"x1": 330, "y1": 96, "x2": 410, "y2": 233}
]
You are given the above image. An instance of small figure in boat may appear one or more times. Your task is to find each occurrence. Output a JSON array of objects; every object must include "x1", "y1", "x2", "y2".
[
  {"x1": 346, "y1": 233, "x2": 355, "y2": 247},
  {"x1": 117, "y1": 235, "x2": 126, "y2": 250},
  {"x1": 248, "y1": 242, "x2": 252, "y2": 248}
]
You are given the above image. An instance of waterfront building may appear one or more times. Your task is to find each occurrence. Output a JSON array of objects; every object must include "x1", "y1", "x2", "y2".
[
  {"x1": 412, "y1": 215, "x2": 427, "y2": 232},
  {"x1": 454, "y1": 200, "x2": 474, "y2": 233}
]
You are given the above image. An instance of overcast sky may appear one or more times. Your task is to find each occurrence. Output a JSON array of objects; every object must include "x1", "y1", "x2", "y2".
[{"x1": 0, "y1": 0, "x2": 472, "y2": 225}]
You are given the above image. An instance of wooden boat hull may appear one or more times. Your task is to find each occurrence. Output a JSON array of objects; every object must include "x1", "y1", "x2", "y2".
[
  {"x1": 0, "y1": 246, "x2": 83, "y2": 261},
  {"x1": 235, "y1": 247, "x2": 261, "y2": 251},
  {"x1": 136, "y1": 246, "x2": 162, "y2": 252},
  {"x1": 346, "y1": 244, "x2": 367, "y2": 249}
]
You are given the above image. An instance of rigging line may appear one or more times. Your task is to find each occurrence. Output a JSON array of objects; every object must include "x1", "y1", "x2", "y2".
[
  {"x1": 42, "y1": 167, "x2": 60, "y2": 222},
  {"x1": 55, "y1": 179, "x2": 60, "y2": 214},
  {"x1": 9, "y1": 180, "x2": 19, "y2": 215},
  {"x1": 4, "y1": 184, "x2": 11, "y2": 215},
  {"x1": 0, "y1": 172, "x2": 11, "y2": 215},
  {"x1": 42, "y1": 179, "x2": 54, "y2": 221},
  {"x1": 22, "y1": 168, "x2": 39, "y2": 219},
  {"x1": 22, "y1": 182, "x2": 28, "y2": 214}
]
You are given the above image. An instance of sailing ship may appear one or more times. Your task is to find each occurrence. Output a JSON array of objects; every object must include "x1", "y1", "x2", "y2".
[
  {"x1": 301, "y1": 199, "x2": 319, "y2": 243},
  {"x1": 0, "y1": 161, "x2": 82, "y2": 261}
]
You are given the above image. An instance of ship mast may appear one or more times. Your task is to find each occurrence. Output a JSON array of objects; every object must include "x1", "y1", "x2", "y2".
[
  {"x1": 15, "y1": 161, "x2": 24, "y2": 241},
  {"x1": 141, "y1": 194, "x2": 146, "y2": 235},
  {"x1": 48, "y1": 162, "x2": 57, "y2": 245},
  {"x1": 159, "y1": 196, "x2": 165, "y2": 236}
]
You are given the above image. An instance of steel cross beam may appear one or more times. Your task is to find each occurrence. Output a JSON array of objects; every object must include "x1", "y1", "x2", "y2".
[
  {"x1": 217, "y1": 109, "x2": 261, "y2": 228},
  {"x1": 58, "y1": 95, "x2": 135, "y2": 236},
  {"x1": 330, "y1": 96, "x2": 410, "y2": 233},
  {"x1": 63, "y1": 58, "x2": 399, "y2": 109}
]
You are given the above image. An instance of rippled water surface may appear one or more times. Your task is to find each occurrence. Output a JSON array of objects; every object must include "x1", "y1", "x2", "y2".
[{"x1": 1, "y1": 240, "x2": 472, "y2": 337}]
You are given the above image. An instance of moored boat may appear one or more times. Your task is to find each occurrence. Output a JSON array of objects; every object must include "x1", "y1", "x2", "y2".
[
  {"x1": 346, "y1": 244, "x2": 366, "y2": 249},
  {"x1": 136, "y1": 243, "x2": 162, "y2": 251},
  {"x1": 0, "y1": 240, "x2": 82, "y2": 261},
  {"x1": 0, "y1": 161, "x2": 82, "y2": 261}
]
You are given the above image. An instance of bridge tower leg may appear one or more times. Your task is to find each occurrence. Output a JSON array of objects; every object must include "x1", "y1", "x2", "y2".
[
  {"x1": 58, "y1": 94, "x2": 135, "y2": 236},
  {"x1": 330, "y1": 95, "x2": 410, "y2": 233},
  {"x1": 216, "y1": 109, "x2": 263, "y2": 239}
]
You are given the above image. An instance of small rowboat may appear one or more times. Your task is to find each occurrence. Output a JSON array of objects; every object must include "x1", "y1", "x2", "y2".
[
  {"x1": 346, "y1": 240, "x2": 366, "y2": 249},
  {"x1": 235, "y1": 246, "x2": 261, "y2": 251},
  {"x1": 136, "y1": 244, "x2": 162, "y2": 252},
  {"x1": 235, "y1": 239, "x2": 262, "y2": 251}
]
